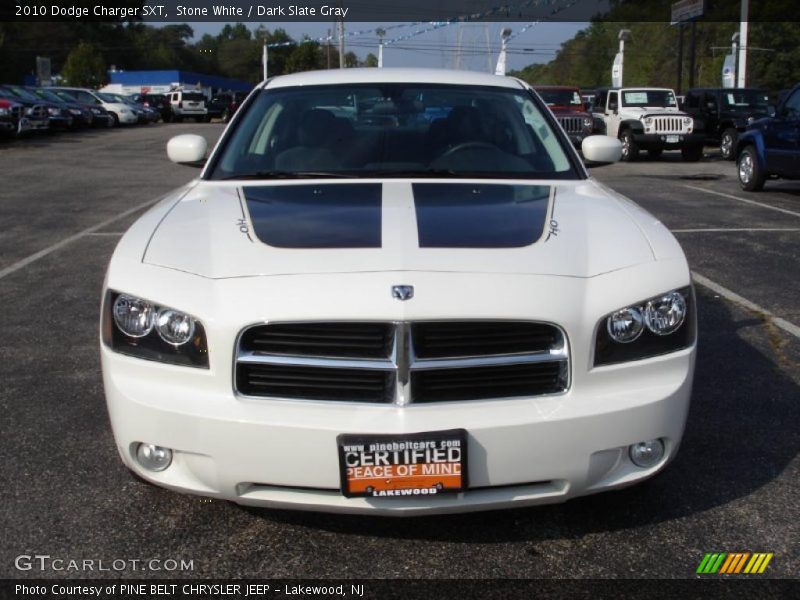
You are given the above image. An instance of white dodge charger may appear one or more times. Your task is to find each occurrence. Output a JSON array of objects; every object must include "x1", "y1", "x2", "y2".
[{"x1": 101, "y1": 69, "x2": 696, "y2": 515}]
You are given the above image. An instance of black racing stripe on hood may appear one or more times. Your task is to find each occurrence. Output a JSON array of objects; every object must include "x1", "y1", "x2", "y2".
[
  {"x1": 243, "y1": 184, "x2": 382, "y2": 249},
  {"x1": 412, "y1": 183, "x2": 551, "y2": 248}
]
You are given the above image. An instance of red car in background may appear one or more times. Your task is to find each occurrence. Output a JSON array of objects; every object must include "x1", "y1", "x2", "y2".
[{"x1": 534, "y1": 85, "x2": 594, "y2": 149}]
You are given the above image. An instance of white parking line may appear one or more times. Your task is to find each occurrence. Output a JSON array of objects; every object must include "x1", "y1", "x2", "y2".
[
  {"x1": 683, "y1": 185, "x2": 800, "y2": 219},
  {"x1": 0, "y1": 199, "x2": 157, "y2": 281},
  {"x1": 673, "y1": 228, "x2": 800, "y2": 233},
  {"x1": 692, "y1": 271, "x2": 800, "y2": 340}
]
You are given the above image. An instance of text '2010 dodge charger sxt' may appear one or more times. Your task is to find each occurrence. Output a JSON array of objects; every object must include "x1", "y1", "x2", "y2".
[{"x1": 100, "y1": 69, "x2": 696, "y2": 515}]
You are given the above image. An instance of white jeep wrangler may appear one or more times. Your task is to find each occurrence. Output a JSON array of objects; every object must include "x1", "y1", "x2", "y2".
[{"x1": 592, "y1": 87, "x2": 705, "y2": 161}]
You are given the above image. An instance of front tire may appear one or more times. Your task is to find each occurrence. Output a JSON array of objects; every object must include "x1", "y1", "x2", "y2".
[
  {"x1": 681, "y1": 145, "x2": 703, "y2": 162},
  {"x1": 620, "y1": 130, "x2": 639, "y2": 162},
  {"x1": 720, "y1": 128, "x2": 737, "y2": 160},
  {"x1": 109, "y1": 112, "x2": 119, "y2": 127},
  {"x1": 737, "y1": 146, "x2": 765, "y2": 191}
]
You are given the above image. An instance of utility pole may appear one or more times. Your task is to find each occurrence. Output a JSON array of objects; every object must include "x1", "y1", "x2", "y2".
[
  {"x1": 676, "y1": 23, "x2": 684, "y2": 94},
  {"x1": 326, "y1": 28, "x2": 332, "y2": 69},
  {"x1": 376, "y1": 28, "x2": 385, "y2": 68},
  {"x1": 689, "y1": 20, "x2": 697, "y2": 88},
  {"x1": 737, "y1": 0, "x2": 749, "y2": 87},
  {"x1": 338, "y1": 1, "x2": 345, "y2": 68},
  {"x1": 257, "y1": 25, "x2": 268, "y2": 81}
]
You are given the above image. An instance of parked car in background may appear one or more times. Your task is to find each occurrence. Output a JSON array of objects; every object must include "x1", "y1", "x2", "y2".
[
  {"x1": 0, "y1": 84, "x2": 72, "y2": 130},
  {"x1": 735, "y1": 83, "x2": 800, "y2": 191},
  {"x1": 206, "y1": 91, "x2": 248, "y2": 122},
  {"x1": 592, "y1": 87, "x2": 704, "y2": 161},
  {"x1": 167, "y1": 90, "x2": 208, "y2": 122},
  {"x1": 101, "y1": 68, "x2": 696, "y2": 515},
  {"x1": 0, "y1": 96, "x2": 24, "y2": 137},
  {"x1": 0, "y1": 86, "x2": 53, "y2": 134},
  {"x1": 130, "y1": 93, "x2": 171, "y2": 121},
  {"x1": 27, "y1": 87, "x2": 93, "y2": 128},
  {"x1": 49, "y1": 89, "x2": 114, "y2": 128},
  {"x1": 106, "y1": 93, "x2": 159, "y2": 124},
  {"x1": 51, "y1": 87, "x2": 138, "y2": 126},
  {"x1": 534, "y1": 85, "x2": 594, "y2": 148},
  {"x1": 683, "y1": 87, "x2": 770, "y2": 160}
]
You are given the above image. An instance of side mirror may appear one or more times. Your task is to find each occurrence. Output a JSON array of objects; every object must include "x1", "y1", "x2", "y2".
[
  {"x1": 167, "y1": 134, "x2": 208, "y2": 167},
  {"x1": 608, "y1": 102, "x2": 618, "y2": 114},
  {"x1": 768, "y1": 104, "x2": 777, "y2": 118},
  {"x1": 706, "y1": 101, "x2": 716, "y2": 110},
  {"x1": 581, "y1": 135, "x2": 622, "y2": 166}
]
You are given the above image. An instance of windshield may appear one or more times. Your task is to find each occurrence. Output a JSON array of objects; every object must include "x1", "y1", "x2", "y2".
[
  {"x1": 33, "y1": 89, "x2": 64, "y2": 103},
  {"x1": 5, "y1": 86, "x2": 40, "y2": 102},
  {"x1": 721, "y1": 90, "x2": 769, "y2": 112},
  {"x1": 210, "y1": 83, "x2": 574, "y2": 180},
  {"x1": 622, "y1": 90, "x2": 677, "y2": 108},
  {"x1": 96, "y1": 92, "x2": 119, "y2": 103},
  {"x1": 52, "y1": 90, "x2": 78, "y2": 103},
  {"x1": 537, "y1": 89, "x2": 583, "y2": 108}
]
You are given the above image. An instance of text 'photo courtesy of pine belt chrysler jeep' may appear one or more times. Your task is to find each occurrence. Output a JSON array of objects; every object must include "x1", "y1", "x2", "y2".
[
  {"x1": 101, "y1": 69, "x2": 696, "y2": 515},
  {"x1": 593, "y1": 87, "x2": 705, "y2": 162}
]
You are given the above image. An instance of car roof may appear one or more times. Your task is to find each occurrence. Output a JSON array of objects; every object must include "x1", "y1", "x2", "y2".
[
  {"x1": 533, "y1": 85, "x2": 579, "y2": 90},
  {"x1": 266, "y1": 68, "x2": 524, "y2": 90}
]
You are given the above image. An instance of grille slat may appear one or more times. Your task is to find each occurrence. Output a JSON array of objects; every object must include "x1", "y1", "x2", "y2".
[
  {"x1": 236, "y1": 321, "x2": 568, "y2": 403},
  {"x1": 241, "y1": 322, "x2": 393, "y2": 358},
  {"x1": 557, "y1": 116, "x2": 584, "y2": 133},
  {"x1": 412, "y1": 363, "x2": 564, "y2": 403}
]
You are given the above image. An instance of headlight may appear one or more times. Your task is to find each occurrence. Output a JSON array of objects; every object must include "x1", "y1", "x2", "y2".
[
  {"x1": 594, "y1": 286, "x2": 695, "y2": 366},
  {"x1": 69, "y1": 108, "x2": 82, "y2": 115},
  {"x1": 583, "y1": 116, "x2": 592, "y2": 128},
  {"x1": 47, "y1": 107, "x2": 60, "y2": 115},
  {"x1": 103, "y1": 291, "x2": 209, "y2": 368},
  {"x1": 91, "y1": 108, "x2": 101, "y2": 115},
  {"x1": 683, "y1": 116, "x2": 692, "y2": 125},
  {"x1": 643, "y1": 291, "x2": 686, "y2": 335},
  {"x1": 0, "y1": 107, "x2": 9, "y2": 116},
  {"x1": 113, "y1": 295, "x2": 155, "y2": 337},
  {"x1": 643, "y1": 117, "x2": 653, "y2": 126}
]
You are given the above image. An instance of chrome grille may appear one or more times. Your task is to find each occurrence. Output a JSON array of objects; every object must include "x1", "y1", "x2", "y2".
[
  {"x1": 557, "y1": 116, "x2": 584, "y2": 134},
  {"x1": 235, "y1": 321, "x2": 569, "y2": 404},
  {"x1": 653, "y1": 116, "x2": 686, "y2": 133}
]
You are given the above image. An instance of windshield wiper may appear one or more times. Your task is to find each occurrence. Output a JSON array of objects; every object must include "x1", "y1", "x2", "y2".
[{"x1": 220, "y1": 170, "x2": 352, "y2": 181}]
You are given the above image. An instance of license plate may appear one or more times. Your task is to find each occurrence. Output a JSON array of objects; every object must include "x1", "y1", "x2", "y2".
[
  {"x1": 337, "y1": 429, "x2": 467, "y2": 498},
  {"x1": 666, "y1": 135, "x2": 679, "y2": 143}
]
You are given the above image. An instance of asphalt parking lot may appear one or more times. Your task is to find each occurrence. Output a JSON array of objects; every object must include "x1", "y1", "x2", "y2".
[{"x1": 0, "y1": 125, "x2": 798, "y2": 581}]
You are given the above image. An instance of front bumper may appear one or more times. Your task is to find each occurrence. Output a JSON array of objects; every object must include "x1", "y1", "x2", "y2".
[
  {"x1": 117, "y1": 111, "x2": 139, "y2": 124},
  {"x1": 632, "y1": 132, "x2": 704, "y2": 150},
  {"x1": 103, "y1": 341, "x2": 694, "y2": 515}
]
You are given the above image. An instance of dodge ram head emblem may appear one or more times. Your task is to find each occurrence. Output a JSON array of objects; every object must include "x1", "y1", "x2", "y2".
[{"x1": 391, "y1": 285, "x2": 414, "y2": 301}]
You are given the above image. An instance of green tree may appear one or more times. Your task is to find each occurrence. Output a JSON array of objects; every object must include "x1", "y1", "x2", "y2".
[
  {"x1": 62, "y1": 41, "x2": 107, "y2": 87},
  {"x1": 363, "y1": 53, "x2": 379, "y2": 68},
  {"x1": 285, "y1": 41, "x2": 325, "y2": 74}
]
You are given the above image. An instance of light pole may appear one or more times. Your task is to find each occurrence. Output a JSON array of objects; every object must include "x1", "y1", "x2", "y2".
[
  {"x1": 737, "y1": 0, "x2": 749, "y2": 88},
  {"x1": 495, "y1": 28, "x2": 512, "y2": 76},
  {"x1": 376, "y1": 28, "x2": 386, "y2": 68},
  {"x1": 612, "y1": 29, "x2": 631, "y2": 87}
]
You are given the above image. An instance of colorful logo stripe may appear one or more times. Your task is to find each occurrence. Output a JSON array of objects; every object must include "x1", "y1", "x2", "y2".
[{"x1": 697, "y1": 553, "x2": 773, "y2": 574}]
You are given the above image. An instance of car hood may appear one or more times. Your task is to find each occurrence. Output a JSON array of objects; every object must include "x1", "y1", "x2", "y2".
[{"x1": 142, "y1": 180, "x2": 656, "y2": 279}]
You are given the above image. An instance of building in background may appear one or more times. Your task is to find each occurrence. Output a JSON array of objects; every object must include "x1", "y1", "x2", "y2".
[{"x1": 99, "y1": 70, "x2": 252, "y2": 98}]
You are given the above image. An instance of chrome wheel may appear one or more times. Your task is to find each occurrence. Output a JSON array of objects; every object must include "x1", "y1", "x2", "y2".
[
  {"x1": 738, "y1": 152, "x2": 753, "y2": 184},
  {"x1": 720, "y1": 130, "x2": 736, "y2": 160}
]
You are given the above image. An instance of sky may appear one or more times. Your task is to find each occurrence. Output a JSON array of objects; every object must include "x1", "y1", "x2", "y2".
[{"x1": 177, "y1": 21, "x2": 588, "y2": 72}]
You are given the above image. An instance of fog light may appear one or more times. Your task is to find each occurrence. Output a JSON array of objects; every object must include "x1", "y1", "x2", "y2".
[
  {"x1": 629, "y1": 439, "x2": 665, "y2": 468},
  {"x1": 135, "y1": 443, "x2": 173, "y2": 472}
]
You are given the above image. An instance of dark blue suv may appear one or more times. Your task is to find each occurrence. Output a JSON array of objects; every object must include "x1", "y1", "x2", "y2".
[{"x1": 736, "y1": 83, "x2": 800, "y2": 191}]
